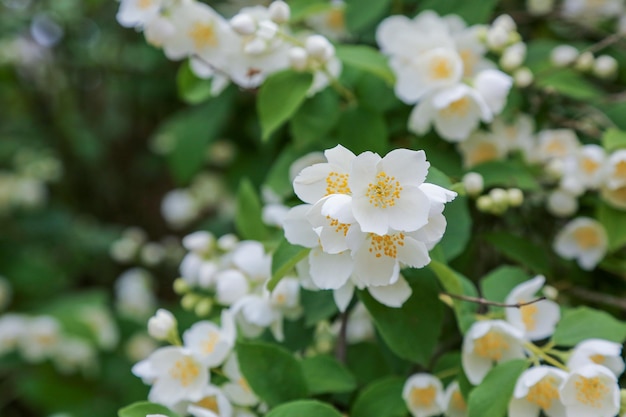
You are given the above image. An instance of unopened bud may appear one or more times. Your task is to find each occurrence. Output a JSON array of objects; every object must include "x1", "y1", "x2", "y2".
[
  {"x1": 182, "y1": 231, "x2": 215, "y2": 254},
  {"x1": 305, "y1": 34, "x2": 334, "y2": 62},
  {"x1": 500, "y1": 42, "x2": 526, "y2": 71},
  {"x1": 489, "y1": 188, "x2": 508, "y2": 205},
  {"x1": 486, "y1": 25, "x2": 509, "y2": 52},
  {"x1": 476, "y1": 195, "x2": 493, "y2": 212},
  {"x1": 543, "y1": 285, "x2": 558, "y2": 300},
  {"x1": 230, "y1": 13, "x2": 256, "y2": 36},
  {"x1": 462, "y1": 172, "x2": 484, "y2": 196},
  {"x1": 256, "y1": 20, "x2": 278, "y2": 40},
  {"x1": 194, "y1": 298, "x2": 213, "y2": 317},
  {"x1": 244, "y1": 37, "x2": 267, "y2": 55},
  {"x1": 493, "y1": 14, "x2": 517, "y2": 32},
  {"x1": 527, "y1": 0, "x2": 555, "y2": 15},
  {"x1": 547, "y1": 189, "x2": 578, "y2": 217},
  {"x1": 550, "y1": 45, "x2": 578, "y2": 67},
  {"x1": 507, "y1": 188, "x2": 524, "y2": 207},
  {"x1": 173, "y1": 278, "x2": 190, "y2": 295},
  {"x1": 268, "y1": 1, "x2": 290, "y2": 24},
  {"x1": 514, "y1": 67, "x2": 534, "y2": 87},
  {"x1": 592, "y1": 55, "x2": 618, "y2": 79},
  {"x1": 147, "y1": 309, "x2": 177, "y2": 341},
  {"x1": 181, "y1": 293, "x2": 200, "y2": 311},
  {"x1": 289, "y1": 47, "x2": 309, "y2": 71},
  {"x1": 574, "y1": 51, "x2": 594, "y2": 72},
  {"x1": 217, "y1": 233, "x2": 239, "y2": 251}
]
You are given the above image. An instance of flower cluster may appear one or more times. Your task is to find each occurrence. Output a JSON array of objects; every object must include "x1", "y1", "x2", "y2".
[
  {"x1": 116, "y1": 0, "x2": 340, "y2": 94},
  {"x1": 376, "y1": 11, "x2": 513, "y2": 142},
  {"x1": 283, "y1": 145, "x2": 456, "y2": 310}
]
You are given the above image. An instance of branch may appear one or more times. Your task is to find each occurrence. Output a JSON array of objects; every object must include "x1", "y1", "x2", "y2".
[
  {"x1": 334, "y1": 310, "x2": 349, "y2": 364},
  {"x1": 568, "y1": 287, "x2": 626, "y2": 311},
  {"x1": 441, "y1": 292, "x2": 547, "y2": 309}
]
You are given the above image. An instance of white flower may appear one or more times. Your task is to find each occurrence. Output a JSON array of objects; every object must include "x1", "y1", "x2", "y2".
[
  {"x1": 462, "y1": 320, "x2": 526, "y2": 384},
  {"x1": 305, "y1": 0, "x2": 348, "y2": 41},
  {"x1": 115, "y1": 268, "x2": 156, "y2": 322},
  {"x1": 509, "y1": 366, "x2": 567, "y2": 417},
  {"x1": 116, "y1": 0, "x2": 162, "y2": 28},
  {"x1": 559, "y1": 364, "x2": 620, "y2": 417},
  {"x1": 183, "y1": 231, "x2": 216, "y2": 255},
  {"x1": 560, "y1": 144, "x2": 607, "y2": 193},
  {"x1": 230, "y1": 240, "x2": 271, "y2": 284},
  {"x1": 81, "y1": 307, "x2": 119, "y2": 351},
  {"x1": 504, "y1": 276, "x2": 560, "y2": 341},
  {"x1": 553, "y1": 217, "x2": 608, "y2": 270},
  {"x1": 500, "y1": 42, "x2": 526, "y2": 71},
  {"x1": 222, "y1": 354, "x2": 259, "y2": 407},
  {"x1": 601, "y1": 183, "x2": 626, "y2": 210},
  {"x1": 457, "y1": 131, "x2": 507, "y2": 168},
  {"x1": 537, "y1": 130, "x2": 579, "y2": 162},
  {"x1": 561, "y1": 0, "x2": 623, "y2": 20},
  {"x1": 567, "y1": 339, "x2": 625, "y2": 377},
  {"x1": 215, "y1": 269, "x2": 250, "y2": 306},
  {"x1": 402, "y1": 373, "x2": 445, "y2": 417},
  {"x1": 489, "y1": 114, "x2": 535, "y2": 156},
  {"x1": 343, "y1": 302, "x2": 375, "y2": 343},
  {"x1": 550, "y1": 45, "x2": 578, "y2": 67},
  {"x1": 473, "y1": 69, "x2": 513, "y2": 115},
  {"x1": 161, "y1": 189, "x2": 199, "y2": 228},
  {"x1": 186, "y1": 385, "x2": 234, "y2": 417},
  {"x1": 443, "y1": 381, "x2": 467, "y2": 417},
  {"x1": 183, "y1": 310, "x2": 236, "y2": 367},
  {"x1": 605, "y1": 149, "x2": 626, "y2": 189},
  {"x1": 19, "y1": 316, "x2": 61, "y2": 362},
  {"x1": 148, "y1": 308, "x2": 177, "y2": 341},
  {"x1": 593, "y1": 55, "x2": 618, "y2": 79},
  {"x1": 52, "y1": 337, "x2": 97, "y2": 375},
  {"x1": 0, "y1": 314, "x2": 26, "y2": 355}
]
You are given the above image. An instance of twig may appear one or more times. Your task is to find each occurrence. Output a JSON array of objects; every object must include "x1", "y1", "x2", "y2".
[
  {"x1": 441, "y1": 293, "x2": 547, "y2": 309},
  {"x1": 568, "y1": 287, "x2": 626, "y2": 311},
  {"x1": 334, "y1": 310, "x2": 349, "y2": 364}
]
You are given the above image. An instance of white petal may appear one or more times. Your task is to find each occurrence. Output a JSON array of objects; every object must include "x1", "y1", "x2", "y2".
[
  {"x1": 309, "y1": 249, "x2": 353, "y2": 290},
  {"x1": 367, "y1": 275, "x2": 412, "y2": 307}
]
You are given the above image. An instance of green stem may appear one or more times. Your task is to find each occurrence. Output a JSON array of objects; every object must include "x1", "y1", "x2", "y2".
[{"x1": 524, "y1": 342, "x2": 568, "y2": 371}]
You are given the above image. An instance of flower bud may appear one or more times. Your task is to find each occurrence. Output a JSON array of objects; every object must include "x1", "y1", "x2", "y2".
[
  {"x1": 244, "y1": 37, "x2": 267, "y2": 55},
  {"x1": 514, "y1": 67, "x2": 534, "y2": 87},
  {"x1": 305, "y1": 34, "x2": 334, "y2": 62},
  {"x1": 462, "y1": 172, "x2": 484, "y2": 196},
  {"x1": 542, "y1": 285, "x2": 558, "y2": 300},
  {"x1": 256, "y1": 20, "x2": 278, "y2": 40},
  {"x1": 550, "y1": 45, "x2": 578, "y2": 67},
  {"x1": 493, "y1": 14, "x2": 517, "y2": 32},
  {"x1": 547, "y1": 189, "x2": 578, "y2": 217},
  {"x1": 526, "y1": 0, "x2": 555, "y2": 15},
  {"x1": 181, "y1": 293, "x2": 200, "y2": 311},
  {"x1": 476, "y1": 195, "x2": 493, "y2": 212},
  {"x1": 230, "y1": 13, "x2": 256, "y2": 36},
  {"x1": 507, "y1": 188, "x2": 524, "y2": 207},
  {"x1": 194, "y1": 298, "x2": 213, "y2": 317},
  {"x1": 489, "y1": 188, "x2": 509, "y2": 205},
  {"x1": 217, "y1": 233, "x2": 239, "y2": 251},
  {"x1": 289, "y1": 46, "x2": 309, "y2": 71},
  {"x1": 486, "y1": 25, "x2": 509, "y2": 51},
  {"x1": 268, "y1": 1, "x2": 290, "y2": 24},
  {"x1": 592, "y1": 55, "x2": 618, "y2": 79},
  {"x1": 574, "y1": 51, "x2": 594, "y2": 72},
  {"x1": 147, "y1": 309, "x2": 177, "y2": 341},
  {"x1": 173, "y1": 278, "x2": 190, "y2": 295},
  {"x1": 545, "y1": 158, "x2": 564, "y2": 180},
  {"x1": 500, "y1": 42, "x2": 526, "y2": 71},
  {"x1": 182, "y1": 231, "x2": 215, "y2": 254}
]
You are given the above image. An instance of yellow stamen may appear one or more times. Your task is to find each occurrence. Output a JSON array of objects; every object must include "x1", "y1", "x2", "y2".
[
  {"x1": 575, "y1": 376, "x2": 609, "y2": 407},
  {"x1": 368, "y1": 233, "x2": 405, "y2": 259},
  {"x1": 325, "y1": 172, "x2": 351, "y2": 195},
  {"x1": 326, "y1": 8, "x2": 345, "y2": 29},
  {"x1": 521, "y1": 303, "x2": 538, "y2": 331},
  {"x1": 202, "y1": 332, "x2": 220, "y2": 354},
  {"x1": 196, "y1": 395, "x2": 219, "y2": 413},
  {"x1": 442, "y1": 96, "x2": 471, "y2": 117},
  {"x1": 170, "y1": 356, "x2": 200, "y2": 387},
  {"x1": 590, "y1": 354, "x2": 605, "y2": 365},
  {"x1": 366, "y1": 171, "x2": 402, "y2": 208},
  {"x1": 137, "y1": 0, "x2": 153, "y2": 9},
  {"x1": 581, "y1": 157, "x2": 600, "y2": 174},
  {"x1": 410, "y1": 385, "x2": 437, "y2": 408},
  {"x1": 473, "y1": 331, "x2": 510, "y2": 361},
  {"x1": 189, "y1": 21, "x2": 218, "y2": 49},
  {"x1": 451, "y1": 390, "x2": 467, "y2": 411},
  {"x1": 614, "y1": 160, "x2": 626, "y2": 178},
  {"x1": 526, "y1": 376, "x2": 559, "y2": 410},
  {"x1": 327, "y1": 216, "x2": 350, "y2": 236},
  {"x1": 469, "y1": 142, "x2": 499, "y2": 166},
  {"x1": 572, "y1": 226, "x2": 601, "y2": 249}
]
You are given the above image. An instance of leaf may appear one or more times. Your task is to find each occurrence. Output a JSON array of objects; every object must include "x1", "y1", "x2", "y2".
[
  {"x1": 350, "y1": 377, "x2": 407, "y2": 417},
  {"x1": 552, "y1": 307, "x2": 626, "y2": 346},
  {"x1": 258, "y1": 70, "x2": 313, "y2": 141},
  {"x1": 480, "y1": 266, "x2": 531, "y2": 312},
  {"x1": 439, "y1": 196, "x2": 472, "y2": 261},
  {"x1": 301, "y1": 355, "x2": 357, "y2": 395},
  {"x1": 597, "y1": 201, "x2": 626, "y2": 252},
  {"x1": 535, "y1": 69, "x2": 601, "y2": 100},
  {"x1": 346, "y1": 342, "x2": 392, "y2": 386},
  {"x1": 266, "y1": 400, "x2": 343, "y2": 417},
  {"x1": 336, "y1": 106, "x2": 388, "y2": 155},
  {"x1": 176, "y1": 60, "x2": 214, "y2": 105},
  {"x1": 268, "y1": 238, "x2": 310, "y2": 291},
  {"x1": 359, "y1": 270, "x2": 443, "y2": 364},
  {"x1": 237, "y1": 341, "x2": 309, "y2": 407},
  {"x1": 471, "y1": 160, "x2": 539, "y2": 191},
  {"x1": 335, "y1": 45, "x2": 395, "y2": 85},
  {"x1": 235, "y1": 178, "x2": 271, "y2": 241},
  {"x1": 118, "y1": 401, "x2": 180, "y2": 417},
  {"x1": 344, "y1": 0, "x2": 392, "y2": 32},
  {"x1": 428, "y1": 260, "x2": 479, "y2": 332},
  {"x1": 417, "y1": 0, "x2": 499, "y2": 24},
  {"x1": 602, "y1": 128, "x2": 626, "y2": 152},
  {"x1": 289, "y1": 89, "x2": 340, "y2": 147},
  {"x1": 301, "y1": 289, "x2": 339, "y2": 327},
  {"x1": 484, "y1": 232, "x2": 551, "y2": 275},
  {"x1": 467, "y1": 360, "x2": 528, "y2": 417}
]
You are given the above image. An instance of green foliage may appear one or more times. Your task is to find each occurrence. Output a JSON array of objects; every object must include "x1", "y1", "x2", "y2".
[
  {"x1": 480, "y1": 266, "x2": 531, "y2": 311},
  {"x1": 336, "y1": 106, "x2": 388, "y2": 155},
  {"x1": 301, "y1": 354, "x2": 357, "y2": 395},
  {"x1": 176, "y1": 60, "x2": 215, "y2": 105},
  {"x1": 552, "y1": 307, "x2": 626, "y2": 346},
  {"x1": 268, "y1": 238, "x2": 310, "y2": 290},
  {"x1": 301, "y1": 289, "x2": 339, "y2": 327},
  {"x1": 484, "y1": 232, "x2": 551, "y2": 275},
  {"x1": 602, "y1": 128, "x2": 626, "y2": 152},
  {"x1": 350, "y1": 377, "x2": 408, "y2": 417},
  {"x1": 344, "y1": 0, "x2": 392, "y2": 33},
  {"x1": 467, "y1": 360, "x2": 528, "y2": 417},
  {"x1": 258, "y1": 70, "x2": 314, "y2": 141},
  {"x1": 417, "y1": 0, "x2": 499, "y2": 24},
  {"x1": 471, "y1": 160, "x2": 540, "y2": 191},
  {"x1": 534, "y1": 69, "x2": 601, "y2": 100},
  {"x1": 235, "y1": 178, "x2": 271, "y2": 241},
  {"x1": 118, "y1": 402, "x2": 181, "y2": 417},
  {"x1": 429, "y1": 261, "x2": 478, "y2": 332},
  {"x1": 597, "y1": 201, "x2": 626, "y2": 252},
  {"x1": 237, "y1": 341, "x2": 309, "y2": 407},
  {"x1": 290, "y1": 89, "x2": 341, "y2": 147},
  {"x1": 266, "y1": 400, "x2": 343, "y2": 417},
  {"x1": 335, "y1": 45, "x2": 395, "y2": 85}
]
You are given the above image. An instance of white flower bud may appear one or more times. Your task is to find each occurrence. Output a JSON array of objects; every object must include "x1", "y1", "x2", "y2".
[
  {"x1": 268, "y1": 1, "x2": 290, "y2": 24},
  {"x1": 140, "y1": 242, "x2": 165, "y2": 267},
  {"x1": 545, "y1": 158, "x2": 564, "y2": 180},
  {"x1": 305, "y1": 34, "x2": 334, "y2": 62},
  {"x1": 550, "y1": 45, "x2": 578, "y2": 67},
  {"x1": 462, "y1": 172, "x2": 484, "y2": 196},
  {"x1": 182, "y1": 231, "x2": 215, "y2": 254},
  {"x1": 542, "y1": 285, "x2": 558, "y2": 300},
  {"x1": 500, "y1": 42, "x2": 526, "y2": 71},
  {"x1": 289, "y1": 46, "x2": 309, "y2": 71},
  {"x1": 476, "y1": 196, "x2": 493, "y2": 212},
  {"x1": 493, "y1": 14, "x2": 517, "y2": 32},
  {"x1": 574, "y1": 51, "x2": 594, "y2": 72},
  {"x1": 593, "y1": 55, "x2": 618, "y2": 79},
  {"x1": 147, "y1": 309, "x2": 177, "y2": 341},
  {"x1": 256, "y1": 20, "x2": 279, "y2": 40},
  {"x1": 547, "y1": 189, "x2": 578, "y2": 217},
  {"x1": 217, "y1": 233, "x2": 239, "y2": 251},
  {"x1": 486, "y1": 25, "x2": 509, "y2": 51},
  {"x1": 526, "y1": 0, "x2": 555, "y2": 15},
  {"x1": 514, "y1": 67, "x2": 534, "y2": 87},
  {"x1": 507, "y1": 188, "x2": 524, "y2": 207},
  {"x1": 230, "y1": 13, "x2": 256, "y2": 36},
  {"x1": 489, "y1": 188, "x2": 509, "y2": 205},
  {"x1": 244, "y1": 37, "x2": 267, "y2": 55}
]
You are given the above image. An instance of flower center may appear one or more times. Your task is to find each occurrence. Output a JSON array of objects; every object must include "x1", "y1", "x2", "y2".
[
  {"x1": 520, "y1": 303, "x2": 538, "y2": 331},
  {"x1": 327, "y1": 216, "x2": 350, "y2": 236},
  {"x1": 451, "y1": 390, "x2": 467, "y2": 411},
  {"x1": 203, "y1": 331, "x2": 220, "y2": 354},
  {"x1": 442, "y1": 96, "x2": 471, "y2": 117},
  {"x1": 575, "y1": 376, "x2": 609, "y2": 407},
  {"x1": 572, "y1": 226, "x2": 601, "y2": 249},
  {"x1": 325, "y1": 171, "x2": 351, "y2": 195},
  {"x1": 196, "y1": 395, "x2": 219, "y2": 413},
  {"x1": 581, "y1": 157, "x2": 600, "y2": 174},
  {"x1": 138, "y1": 0, "x2": 153, "y2": 9},
  {"x1": 170, "y1": 356, "x2": 200, "y2": 387},
  {"x1": 410, "y1": 385, "x2": 437, "y2": 408},
  {"x1": 366, "y1": 171, "x2": 402, "y2": 208},
  {"x1": 460, "y1": 49, "x2": 475, "y2": 77},
  {"x1": 368, "y1": 233, "x2": 405, "y2": 259},
  {"x1": 326, "y1": 8, "x2": 345, "y2": 29},
  {"x1": 473, "y1": 331, "x2": 510, "y2": 361},
  {"x1": 189, "y1": 21, "x2": 218, "y2": 49},
  {"x1": 590, "y1": 354, "x2": 605, "y2": 364},
  {"x1": 239, "y1": 377, "x2": 252, "y2": 392},
  {"x1": 614, "y1": 160, "x2": 626, "y2": 178},
  {"x1": 430, "y1": 56, "x2": 454, "y2": 80},
  {"x1": 526, "y1": 376, "x2": 559, "y2": 410},
  {"x1": 469, "y1": 142, "x2": 499, "y2": 166},
  {"x1": 545, "y1": 140, "x2": 566, "y2": 157}
]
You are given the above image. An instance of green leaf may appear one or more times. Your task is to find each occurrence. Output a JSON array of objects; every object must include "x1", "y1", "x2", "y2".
[
  {"x1": 429, "y1": 261, "x2": 479, "y2": 332},
  {"x1": 359, "y1": 270, "x2": 443, "y2": 364},
  {"x1": 118, "y1": 401, "x2": 180, "y2": 417},
  {"x1": 301, "y1": 289, "x2": 339, "y2": 327},
  {"x1": 484, "y1": 232, "x2": 551, "y2": 275},
  {"x1": 344, "y1": 0, "x2": 391, "y2": 32},
  {"x1": 552, "y1": 307, "x2": 626, "y2": 346},
  {"x1": 417, "y1": 0, "x2": 499, "y2": 24},
  {"x1": 468, "y1": 360, "x2": 528, "y2": 417},
  {"x1": 160, "y1": 88, "x2": 235, "y2": 184},
  {"x1": 346, "y1": 342, "x2": 392, "y2": 386},
  {"x1": 289, "y1": 89, "x2": 340, "y2": 147},
  {"x1": 336, "y1": 45, "x2": 395, "y2": 85},
  {"x1": 288, "y1": 0, "x2": 331, "y2": 21},
  {"x1": 301, "y1": 355, "x2": 357, "y2": 395},
  {"x1": 176, "y1": 60, "x2": 215, "y2": 104},
  {"x1": 597, "y1": 201, "x2": 626, "y2": 252},
  {"x1": 439, "y1": 196, "x2": 472, "y2": 261},
  {"x1": 268, "y1": 238, "x2": 310, "y2": 291},
  {"x1": 471, "y1": 160, "x2": 540, "y2": 191},
  {"x1": 235, "y1": 178, "x2": 271, "y2": 241},
  {"x1": 480, "y1": 266, "x2": 531, "y2": 312},
  {"x1": 350, "y1": 377, "x2": 407, "y2": 417},
  {"x1": 258, "y1": 70, "x2": 313, "y2": 141},
  {"x1": 602, "y1": 128, "x2": 626, "y2": 152},
  {"x1": 535, "y1": 69, "x2": 601, "y2": 100},
  {"x1": 237, "y1": 341, "x2": 309, "y2": 407},
  {"x1": 266, "y1": 400, "x2": 343, "y2": 417},
  {"x1": 336, "y1": 106, "x2": 388, "y2": 155}
]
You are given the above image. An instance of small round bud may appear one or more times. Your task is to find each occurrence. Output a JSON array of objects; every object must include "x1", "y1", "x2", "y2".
[
  {"x1": 500, "y1": 42, "x2": 526, "y2": 71},
  {"x1": 476, "y1": 195, "x2": 493, "y2": 212},
  {"x1": 244, "y1": 37, "x2": 267, "y2": 55},
  {"x1": 194, "y1": 298, "x2": 213, "y2": 317},
  {"x1": 268, "y1": 1, "x2": 290, "y2": 24},
  {"x1": 256, "y1": 20, "x2": 278, "y2": 40},
  {"x1": 550, "y1": 45, "x2": 578, "y2": 67},
  {"x1": 592, "y1": 55, "x2": 618, "y2": 79},
  {"x1": 182, "y1": 231, "x2": 215, "y2": 254},
  {"x1": 514, "y1": 67, "x2": 534, "y2": 87},
  {"x1": 173, "y1": 278, "x2": 190, "y2": 295},
  {"x1": 489, "y1": 188, "x2": 509, "y2": 205},
  {"x1": 486, "y1": 25, "x2": 509, "y2": 52},
  {"x1": 493, "y1": 14, "x2": 517, "y2": 32},
  {"x1": 507, "y1": 188, "x2": 524, "y2": 207},
  {"x1": 147, "y1": 309, "x2": 177, "y2": 341},
  {"x1": 289, "y1": 46, "x2": 309, "y2": 71},
  {"x1": 217, "y1": 233, "x2": 239, "y2": 251},
  {"x1": 546, "y1": 189, "x2": 578, "y2": 217},
  {"x1": 181, "y1": 293, "x2": 200, "y2": 311},
  {"x1": 526, "y1": 0, "x2": 555, "y2": 15},
  {"x1": 230, "y1": 13, "x2": 256, "y2": 36},
  {"x1": 574, "y1": 51, "x2": 594, "y2": 72},
  {"x1": 305, "y1": 34, "x2": 334, "y2": 62},
  {"x1": 542, "y1": 285, "x2": 558, "y2": 300},
  {"x1": 462, "y1": 172, "x2": 484, "y2": 196},
  {"x1": 545, "y1": 158, "x2": 564, "y2": 180}
]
